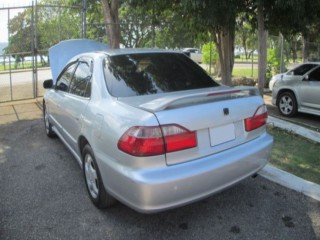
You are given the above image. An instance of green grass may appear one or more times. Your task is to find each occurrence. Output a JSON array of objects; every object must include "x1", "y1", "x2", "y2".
[
  {"x1": 0, "y1": 62, "x2": 48, "y2": 71},
  {"x1": 232, "y1": 68, "x2": 258, "y2": 78},
  {"x1": 234, "y1": 54, "x2": 258, "y2": 63},
  {"x1": 267, "y1": 126, "x2": 320, "y2": 185}
]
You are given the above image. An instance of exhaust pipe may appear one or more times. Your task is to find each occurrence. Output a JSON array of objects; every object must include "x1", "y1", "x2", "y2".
[{"x1": 251, "y1": 173, "x2": 258, "y2": 179}]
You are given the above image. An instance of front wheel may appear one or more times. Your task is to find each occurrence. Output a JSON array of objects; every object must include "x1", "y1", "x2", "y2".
[
  {"x1": 82, "y1": 144, "x2": 116, "y2": 209},
  {"x1": 43, "y1": 102, "x2": 56, "y2": 138},
  {"x1": 277, "y1": 92, "x2": 298, "y2": 117}
]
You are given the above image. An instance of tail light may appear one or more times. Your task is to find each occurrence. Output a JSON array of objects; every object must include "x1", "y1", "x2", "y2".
[
  {"x1": 118, "y1": 124, "x2": 197, "y2": 156},
  {"x1": 245, "y1": 105, "x2": 268, "y2": 131}
]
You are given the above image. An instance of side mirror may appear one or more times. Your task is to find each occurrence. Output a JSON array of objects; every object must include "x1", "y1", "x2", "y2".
[
  {"x1": 43, "y1": 79, "x2": 53, "y2": 89},
  {"x1": 303, "y1": 75, "x2": 309, "y2": 81},
  {"x1": 287, "y1": 71, "x2": 294, "y2": 76}
]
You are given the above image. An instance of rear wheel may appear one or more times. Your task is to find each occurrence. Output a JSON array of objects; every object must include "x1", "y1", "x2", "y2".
[
  {"x1": 43, "y1": 102, "x2": 55, "y2": 138},
  {"x1": 277, "y1": 92, "x2": 297, "y2": 117},
  {"x1": 82, "y1": 144, "x2": 116, "y2": 208}
]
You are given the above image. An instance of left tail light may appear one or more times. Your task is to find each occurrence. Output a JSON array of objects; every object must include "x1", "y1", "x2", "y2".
[
  {"x1": 245, "y1": 105, "x2": 268, "y2": 131},
  {"x1": 117, "y1": 124, "x2": 197, "y2": 156}
]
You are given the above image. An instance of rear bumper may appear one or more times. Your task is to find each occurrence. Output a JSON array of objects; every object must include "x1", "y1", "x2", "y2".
[{"x1": 100, "y1": 133, "x2": 273, "y2": 213}]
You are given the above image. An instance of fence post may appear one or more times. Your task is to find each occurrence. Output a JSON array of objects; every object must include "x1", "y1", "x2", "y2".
[
  {"x1": 8, "y1": 8, "x2": 13, "y2": 101},
  {"x1": 59, "y1": 5, "x2": 62, "y2": 41},
  {"x1": 251, "y1": 50, "x2": 253, "y2": 77},
  {"x1": 31, "y1": 0, "x2": 39, "y2": 99},
  {"x1": 209, "y1": 34, "x2": 212, "y2": 75},
  {"x1": 280, "y1": 33, "x2": 284, "y2": 73}
]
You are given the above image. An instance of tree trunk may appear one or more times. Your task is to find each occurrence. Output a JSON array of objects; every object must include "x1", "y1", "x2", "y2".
[
  {"x1": 212, "y1": 26, "x2": 235, "y2": 86},
  {"x1": 302, "y1": 35, "x2": 309, "y2": 62},
  {"x1": 101, "y1": 0, "x2": 120, "y2": 49},
  {"x1": 257, "y1": 4, "x2": 268, "y2": 95}
]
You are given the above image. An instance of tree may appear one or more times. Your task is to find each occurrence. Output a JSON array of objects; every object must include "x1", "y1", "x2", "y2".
[
  {"x1": 257, "y1": 2, "x2": 268, "y2": 95},
  {"x1": 6, "y1": 10, "x2": 34, "y2": 67},
  {"x1": 119, "y1": 3, "x2": 153, "y2": 48},
  {"x1": 180, "y1": 0, "x2": 246, "y2": 86},
  {"x1": 235, "y1": 15, "x2": 257, "y2": 60},
  {"x1": 6, "y1": 0, "x2": 82, "y2": 68},
  {"x1": 38, "y1": 1, "x2": 81, "y2": 50},
  {"x1": 101, "y1": 0, "x2": 120, "y2": 48},
  {"x1": 243, "y1": 0, "x2": 320, "y2": 93}
]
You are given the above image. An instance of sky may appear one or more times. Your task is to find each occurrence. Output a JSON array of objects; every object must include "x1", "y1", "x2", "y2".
[{"x1": 0, "y1": 0, "x2": 35, "y2": 42}]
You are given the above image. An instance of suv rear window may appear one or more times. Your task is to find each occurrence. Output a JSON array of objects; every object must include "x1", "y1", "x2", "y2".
[{"x1": 103, "y1": 53, "x2": 219, "y2": 97}]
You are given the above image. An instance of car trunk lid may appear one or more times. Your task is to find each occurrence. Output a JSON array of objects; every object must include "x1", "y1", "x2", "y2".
[{"x1": 118, "y1": 86, "x2": 266, "y2": 165}]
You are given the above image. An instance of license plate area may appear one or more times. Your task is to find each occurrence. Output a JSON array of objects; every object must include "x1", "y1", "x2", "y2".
[{"x1": 209, "y1": 123, "x2": 235, "y2": 147}]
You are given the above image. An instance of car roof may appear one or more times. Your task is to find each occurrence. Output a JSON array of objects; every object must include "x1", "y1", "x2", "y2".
[
  {"x1": 49, "y1": 39, "x2": 182, "y2": 82},
  {"x1": 102, "y1": 48, "x2": 180, "y2": 56}
]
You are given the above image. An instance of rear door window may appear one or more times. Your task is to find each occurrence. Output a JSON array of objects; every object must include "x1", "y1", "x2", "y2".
[
  {"x1": 308, "y1": 67, "x2": 320, "y2": 81},
  {"x1": 69, "y1": 61, "x2": 92, "y2": 97},
  {"x1": 103, "y1": 53, "x2": 219, "y2": 97},
  {"x1": 290, "y1": 64, "x2": 318, "y2": 76},
  {"x1": 56, "y1": 63, "x2": 77, "y2": 92}
]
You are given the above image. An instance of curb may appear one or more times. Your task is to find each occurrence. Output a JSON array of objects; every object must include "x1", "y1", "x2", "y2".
[
  {"x1": 259, "y1": 164, "x2": 320, "y2": 202},
  {"x1": 268, "y1": 116, "x2": 320, "y2": 143},
  {"x1": 260, "y1": 116, "x2": 320, "y2": 202}
]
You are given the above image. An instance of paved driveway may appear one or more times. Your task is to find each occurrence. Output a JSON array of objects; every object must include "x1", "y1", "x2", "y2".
[{"x1": 0, "y1": 119, "x2": 319, "y2": 240}]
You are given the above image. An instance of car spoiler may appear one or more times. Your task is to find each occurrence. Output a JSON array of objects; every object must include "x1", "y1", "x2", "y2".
[
  {"x1": 49, "y1": 39, "x2": 109, "y2": 82},
  {"x1": 139, "y1": 86, "x2": 260, "y2": 112}
]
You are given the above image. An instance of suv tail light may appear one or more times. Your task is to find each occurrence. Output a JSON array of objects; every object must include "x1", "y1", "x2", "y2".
[
  {"x1": 245, "y1": 105, "x2": 268, "y2": 131},
  {"x1": 118, "y1": 125, "x2": 197, "y2": 156}
]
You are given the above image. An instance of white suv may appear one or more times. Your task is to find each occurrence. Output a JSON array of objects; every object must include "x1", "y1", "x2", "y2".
[
  {"x1": 269, "y1": 62, "x2": 320, "y2": 91},
  {"x1": 272, "y1": 63, "x2": 320, "y2": 117}
]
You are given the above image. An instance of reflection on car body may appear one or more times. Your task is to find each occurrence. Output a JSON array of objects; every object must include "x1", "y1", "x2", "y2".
[{"x1": 43, "y1": 40, "x2": 273, "y2": 213}]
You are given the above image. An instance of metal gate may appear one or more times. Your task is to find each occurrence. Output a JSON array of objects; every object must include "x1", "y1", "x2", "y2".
[{"x1": 0, "y1": 1, "x2": 84, "y2": 103}]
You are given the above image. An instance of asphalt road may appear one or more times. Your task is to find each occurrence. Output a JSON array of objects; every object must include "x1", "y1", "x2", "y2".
[{"x1": 1, "y1": 119, "x2": 320, "y2": 240}]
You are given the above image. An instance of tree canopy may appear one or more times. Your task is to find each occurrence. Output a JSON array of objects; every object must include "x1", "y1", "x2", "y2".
[{"x1": 6, "y1": 0, "x2": 320, "y2": 89}]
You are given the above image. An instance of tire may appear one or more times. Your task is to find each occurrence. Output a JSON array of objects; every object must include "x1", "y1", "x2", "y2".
[
  {"x1": 277, "y1": 92, "x2": 298, "y2": 117},
  {"x1": 82, "y1": 144, "x2": 116, "y2": 209},
  {"x1": 43, "y1": 102, "x2": 56, "y2": 138}
]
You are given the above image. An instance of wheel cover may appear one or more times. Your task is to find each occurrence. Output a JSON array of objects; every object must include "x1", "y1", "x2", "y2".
[
  {"x1": 84, "y1": 154, "x2": 99, "y2": 199},
  {"x1": 279, "y1": 95, "x2": 293, "y2": 115},
  {"x1": 44, "y1": 107, "x2": 50, "y2": 134}
]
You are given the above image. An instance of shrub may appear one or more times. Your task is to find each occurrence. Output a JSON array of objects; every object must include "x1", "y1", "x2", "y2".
[
  {"x1": 201, "y1": 42, "x2": 218, "y2": 65},
  {"x1": 232, "y1": 77, "x2": 256, "y2": 86},
  {"x1": 266, "y1": 48, "x2": 281, "y2": 87}
]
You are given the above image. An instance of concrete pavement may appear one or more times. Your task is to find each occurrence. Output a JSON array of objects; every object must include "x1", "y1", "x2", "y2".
[{"x1": 0, "y1": 98, "x2": 43, "y2": 125}]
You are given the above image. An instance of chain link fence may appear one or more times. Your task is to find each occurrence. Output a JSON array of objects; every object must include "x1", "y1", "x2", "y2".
[
  {"x1": 1, "y1": 2, "x2": 320, "y2": 102},
  {"x1": 0, "y1": 1, "x2": 83, "y2": 103}
]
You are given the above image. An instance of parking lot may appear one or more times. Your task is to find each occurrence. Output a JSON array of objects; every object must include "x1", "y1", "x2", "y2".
[{"x1": 0, "y1": 102, "x2": 319, "y2": 240}]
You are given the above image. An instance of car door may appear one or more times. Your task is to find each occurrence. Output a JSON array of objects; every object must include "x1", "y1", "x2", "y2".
[
  {"x1": 59, "y1": 58, "x2": 93, "y2": 151},
  {"x1": 298, "y1": 66, "x2": 320, "y2": 110},
  {"x1": 49, "y1": 62, "x2": 78, "y2": 135}
]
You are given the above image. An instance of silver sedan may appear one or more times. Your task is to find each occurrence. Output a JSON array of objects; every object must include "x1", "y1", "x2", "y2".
[{"x1": 43, "y1": 40, "x2": 273, "y2": 213}]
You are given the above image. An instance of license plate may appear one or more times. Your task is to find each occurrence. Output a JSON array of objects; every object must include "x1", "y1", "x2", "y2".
[{"x1": 209, "y1": 123, "x2": 235, "y2": 146}]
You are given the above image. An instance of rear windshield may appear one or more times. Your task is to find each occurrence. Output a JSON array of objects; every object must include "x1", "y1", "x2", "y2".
[{"x1": 103, "y1": 53, "x2": 219, "y2": 97}]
